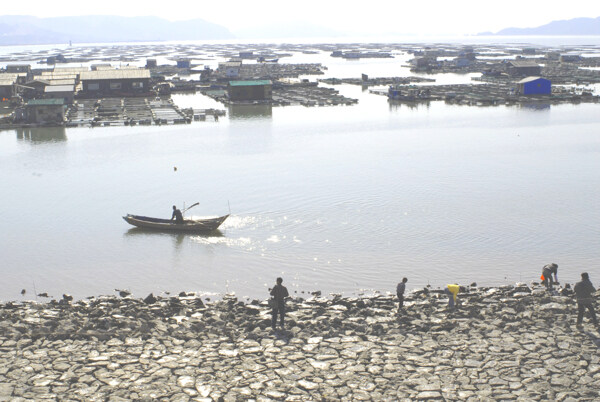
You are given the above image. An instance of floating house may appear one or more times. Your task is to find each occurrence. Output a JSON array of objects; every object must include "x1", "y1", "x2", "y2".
[
  {"x1": 91, "y1": 64, "x2": 114, "y2": 71},
  {"x1": 507, "y1": 60, "x2": 541, "y2": 77},
  {"x1": 423, "y1": 50, "x2": 440, "y2": 58},
  {"x1": 54, "y1": 67, "x2": 88, "y2": 74},
  {"x1": 6, "y1": 64, "x2": 31, "y2": 75},
  {"x1": 177, "y1": 59, "x2": 191, "y2": 69},
  {"x1": 22, "y1": 79, "x2": 49, "y2": 98},
  {"x1": 79, "y1": 69, "x2": 151, "y2": 96},
  {"x1": 227, "y1": 80, "x2": 272, "y2": 102},
  {"x1": 44, "y1": 85, "x2": 75, "y2": 104},
  {"x1": 388, "y1": 86, "x2": 431, "y2": 101},
  {"x1": 37, "y1": 72, "x2": 80, "y2": 82},
  {"x1": 219, "y1": 62, "x2": 242, "y2": 79},
  {"x1": 560, "y1": 54, "x2": 582, "y2": 63},
  {"x1": 24, "y1": 99, "x2": 66, "y2": 124},
  {"x1": 0, "y1": 75, "x2": 17, "y2": 100},
  {"x1": 455, "y1": 58, "x2": 472, "y2": 67},
  {"x1": 411, "y1": 57, "x2": 436, "y2": 69},
  {"x1": 517, "y1": 77, "x2": 551, "y2": 95},
  {"x1": 1, "y1": 72, "x2": 28, "y2": 87},
  {"x1": 458, "y1": 50, "x2": 476, "y2": 61},
  {"x1": 46, "y1": 54, "x2": 67, "y2": 64},
  {"x1": 35, "y1": 67, "x2": 86, "y2": 89},
  {"x1": 343, "y1": 52, "x2": 361, "y2": 59},
  {"x1": 24, "y1": 78, "x2": 76, "y2": 98},
  {"x1": 48, "y1": 79, "x2": 77, "y2": 87}
]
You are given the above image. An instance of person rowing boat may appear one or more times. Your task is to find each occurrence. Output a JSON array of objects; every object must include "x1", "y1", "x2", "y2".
[{"x1": 171, "y1": 205, "x2": 184, "y2": 224}]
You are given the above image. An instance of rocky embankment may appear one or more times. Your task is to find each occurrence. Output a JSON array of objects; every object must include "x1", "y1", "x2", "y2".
[{"x1": 1, "y1": 283, "x2": 599, "y2": 401}]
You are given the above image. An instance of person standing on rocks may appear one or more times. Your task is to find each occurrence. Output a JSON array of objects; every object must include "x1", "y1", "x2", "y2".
[
  {"x1": 396, "y1": 277, "x2": 408, "y2": 310},
  {"x1": 269, "y1": 277, "x2": 289, "y2": 330},
  {"x1": 445, "y1": 284, "x2": 460, "y2": 309},
  {"x1": 541, "y1": 263, "x2": 558, "y2": 290},
  {"x1": 574, "y1": 272, "x2": 598, "y2": 329}
]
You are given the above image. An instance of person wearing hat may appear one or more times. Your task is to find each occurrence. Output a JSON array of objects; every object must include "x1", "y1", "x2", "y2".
[{"x1": 574, "y1": 272, "x2": 598, "y2": 328}]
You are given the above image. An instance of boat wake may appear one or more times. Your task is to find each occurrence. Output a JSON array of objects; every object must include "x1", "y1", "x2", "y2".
[
  {"x1": 209, "y1": 215, "x2": 257, "y2": 230},
  {"x1": 190, "y1": 235, "x2": 253, "y2": 249}
]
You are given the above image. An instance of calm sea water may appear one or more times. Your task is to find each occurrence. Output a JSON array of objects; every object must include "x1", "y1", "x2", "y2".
[{"x1": 2, "y1": 45, "x2": 600, "y2": 301}]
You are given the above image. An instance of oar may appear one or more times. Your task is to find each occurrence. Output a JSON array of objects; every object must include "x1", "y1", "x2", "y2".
[{"x1": 182, "y1": 202, "x2": 199, "y2": 214}]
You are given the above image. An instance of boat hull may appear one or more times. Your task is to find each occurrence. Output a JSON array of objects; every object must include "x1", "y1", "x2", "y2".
[{"x1": 123, "y1": 214, "x2": 229, "y2": 232}]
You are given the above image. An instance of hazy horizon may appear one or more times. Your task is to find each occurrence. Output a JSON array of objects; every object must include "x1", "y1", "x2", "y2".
[{"x1": 2, "y1": 0, "x2": 600, "y2": 36}]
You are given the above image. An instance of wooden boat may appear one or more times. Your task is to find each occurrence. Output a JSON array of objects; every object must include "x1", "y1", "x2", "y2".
[{"x1": 123, "y1": 214, "x2": 229, "y2": 232}]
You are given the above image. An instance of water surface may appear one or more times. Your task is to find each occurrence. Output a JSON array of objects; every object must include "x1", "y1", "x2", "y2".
[{"x1": 2, "y1": 50, "x2": 600, "y2": 301}]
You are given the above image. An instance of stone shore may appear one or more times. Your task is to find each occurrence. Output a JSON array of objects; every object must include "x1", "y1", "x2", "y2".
[{"x1": 1, "y1": 283, "x2": 599, "y2": 401}]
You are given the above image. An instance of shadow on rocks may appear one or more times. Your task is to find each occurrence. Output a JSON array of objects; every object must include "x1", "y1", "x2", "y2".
[
  {"x1": 581, "y1": 329, "x2": 600, "y2": 349},
  {"x1": 272, "y1": 329, "x2": 294, "y2": 342}
]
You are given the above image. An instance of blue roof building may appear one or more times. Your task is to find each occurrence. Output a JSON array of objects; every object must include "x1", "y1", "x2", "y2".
[{"x1": 517, "y1": 77, "x2": 551, "y2": 95}]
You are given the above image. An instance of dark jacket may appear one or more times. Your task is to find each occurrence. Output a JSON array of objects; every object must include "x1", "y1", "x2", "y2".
[
  {"x1": 172, "y1": 209, "x2": 183, "y2": 223},
  {"x1": 397, "y1": 282, "x2": 406, "y2": 296},
  {"x1": 270, "y1": 284, "x2": 289, "y2": 304},
  {"x1": 574, "y1": 279, "x2": 596, "y2": 303},
  {"x1": 543, "y1": 264, "x2": 558, "y2": 277}
]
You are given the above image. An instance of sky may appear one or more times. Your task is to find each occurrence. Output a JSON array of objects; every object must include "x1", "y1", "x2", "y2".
[{"x1": 2, "y1": 0, "x2": 600, "y2": 36}]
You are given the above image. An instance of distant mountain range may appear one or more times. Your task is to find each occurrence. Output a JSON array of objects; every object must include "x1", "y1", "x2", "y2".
[
  {"x1": 4, "y1": 14, "x2": 599, "y2": 46},
  {"x1": 0, "y1": 15, "x2": 235, "y2": 45},
  {"x1": 482, "y1": 16, "x2": 600, "y2": 36}
]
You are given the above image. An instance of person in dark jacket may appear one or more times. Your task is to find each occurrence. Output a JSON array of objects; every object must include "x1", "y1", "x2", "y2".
[
  {"x1": 171, "y1": 205, "x2": 184, "y2": 224},
  {"x1": 269, "y1": 277, "x2": 289, "y2": 330},
  {"x1": 396, "y1": 277, "x2": 408, "y2": 310},
  {"x1": 542, "y1": 263, "x2": 558, "y2": 290},
  {"x1": 574, "y1": 272, "x2": 597, "y2": 328}
]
